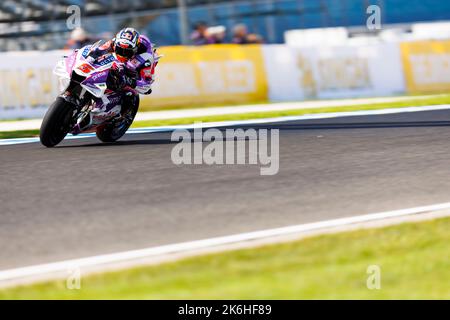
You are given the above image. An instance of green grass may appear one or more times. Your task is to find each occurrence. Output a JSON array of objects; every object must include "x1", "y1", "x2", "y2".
[
  {"x1": 131, "y1": 93, "x2": 450, "y2": 128},
  {"x1": 1, "y1": 217, "x2": 449, "y2": 300},
  {"x1": 136, "y1": 93, "x2": 449, "y2": 112},
  {"x1": 2, "y1": 94, "x2": 450, "y2": 140},
  {"x1": 139, "y1": 99, "x2": 270, "y2": 112},
  {"x1": 0, "y1": 130, "x2": 39, "y2": 139}
]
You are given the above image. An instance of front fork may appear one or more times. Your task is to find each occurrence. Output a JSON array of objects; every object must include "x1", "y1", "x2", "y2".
[{"x1": 60, "y1": 88, "x2": 92, "y2": 135}]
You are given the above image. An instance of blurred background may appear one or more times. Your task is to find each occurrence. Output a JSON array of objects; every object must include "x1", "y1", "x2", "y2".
[
  {"x1": 1, "y1": 0, "x2": 450, "y2": 120},
  {"x1": 0, "y1": 0, "x2": 450, "y2": 51}
]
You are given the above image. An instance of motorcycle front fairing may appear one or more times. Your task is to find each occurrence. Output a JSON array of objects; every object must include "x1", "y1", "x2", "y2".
[
  {"x1": 75, "y1": 62, "x2": 124, "y2": 132},
  {"x1": 57, "y1": 48, "x2": 123, "y2": 133}
]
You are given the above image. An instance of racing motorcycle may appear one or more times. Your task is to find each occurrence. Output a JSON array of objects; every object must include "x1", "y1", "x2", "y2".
[{"x1": 40, "y1": 41, "x2": 157, "y2": 147}]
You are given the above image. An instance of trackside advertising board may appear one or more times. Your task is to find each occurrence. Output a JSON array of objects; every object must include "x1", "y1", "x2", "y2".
[
  {"x1": 400, "y1": 40, "x2": 450, "y2": 93},
  {"x1": 0, "y1": 41, "x2": 449, "y2": 120},
  {"x1": 262, "y1": 44, "x2": 405, "y2": 101},
  {"x1": 0, "y1": 51, "x2": 62, "y2": 119},
  {"x1": 140, "y1": 45, "x2": 268, "y2": 110}
]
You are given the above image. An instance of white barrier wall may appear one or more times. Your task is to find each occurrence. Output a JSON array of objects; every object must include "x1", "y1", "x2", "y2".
[
  {"x1": 0, "y1": 51, "x2": 62, "y2": 119},
  {"x1": 262, "y1": 43, "x2": 406, "y2": 101},
  {"x1": 0, "y1": 43, "x2": 408, "y2": 120}
]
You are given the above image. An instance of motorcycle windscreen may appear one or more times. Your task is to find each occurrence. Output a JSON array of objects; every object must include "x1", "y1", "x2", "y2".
[{"x1": 54, "y1": 58, "x2": 72, "y2": 92}]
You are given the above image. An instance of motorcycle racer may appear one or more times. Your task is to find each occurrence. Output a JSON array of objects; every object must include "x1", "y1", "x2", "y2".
[
  {"x1": 40, "y1": 28, "x2": 159, "y2": 147},
  {"x1": 87, "y1": 27, "x2": 159, "y2": 115}
]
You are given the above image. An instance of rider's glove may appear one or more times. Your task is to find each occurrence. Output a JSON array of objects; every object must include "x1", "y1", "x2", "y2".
[
  {"x1": 111, "y1": 61, "x2": 125, "y2": 75},
  {"x1": 123, "y1": 69, "x2": 137, "y2": 89},
  {"x1": 107, "y1": 63, "x2": 122, "y2": 91},
  {"x1": 110, "y1": 62, "x2": 136, "y2": 89},
  {"x1": 123, "y1": 75, "x2": 137, "y2": 89}
]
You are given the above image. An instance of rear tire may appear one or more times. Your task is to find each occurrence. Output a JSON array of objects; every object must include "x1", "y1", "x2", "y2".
[
  {"x1": 96, "y1": 95, "x2": 139, "y2": 143},
  {"x1": 39, "y1": 97, "x2": 75, "y2": 147}
]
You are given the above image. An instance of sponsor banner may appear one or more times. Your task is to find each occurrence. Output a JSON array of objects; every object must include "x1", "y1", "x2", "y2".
[
  {"x1": 0, "y1": 51, "x2": 63, "y2": 119},
  {"x1": 0, "y1": 45, "x2": 269, "y2": 119},
  {"x1": 0, "y1": 43, "x2": 410, "y2": 120},
  {"x1": 263, "y1": 44, "x2": 405, "y2": 101},
  {"x1": 141, "y1": 44, "x2": 268, "y2": 110},
  {"x1": 400, "y1": 40, "x2": 450, "y2": 93}
]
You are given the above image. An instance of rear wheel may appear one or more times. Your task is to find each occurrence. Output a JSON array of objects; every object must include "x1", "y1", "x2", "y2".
[
  {"x1": 96, "y1": 95, "x2": 139, "y2": 143},
  {"x1": 39, "y1": 97, "x2": 75, "y2": 147}
]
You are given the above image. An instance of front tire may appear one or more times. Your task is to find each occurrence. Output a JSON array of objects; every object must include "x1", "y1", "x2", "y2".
[
  {"x1": 96, "y1": 95, "x2": 139, "y2": 143},
  {"x1": 40, "y1": 97, "x2": 75, "y2": 147}
]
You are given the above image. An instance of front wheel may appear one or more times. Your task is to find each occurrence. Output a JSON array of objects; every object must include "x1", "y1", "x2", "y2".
[
  {"x1": 40, "y1": 97, "x2": 75, "y2": 147},
  {"x1": 96, "y1": 95, "x2": 139, "y2": 143}
]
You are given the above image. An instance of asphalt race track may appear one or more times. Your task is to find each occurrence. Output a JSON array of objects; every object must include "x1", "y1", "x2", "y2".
[{"x1": 2, "y1": 109, "x2": 450, "y2": 269}]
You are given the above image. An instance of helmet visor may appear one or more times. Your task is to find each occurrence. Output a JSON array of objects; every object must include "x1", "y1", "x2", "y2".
[{"x1": 115, "y1": 45, "x2": 135, "y2": 59}]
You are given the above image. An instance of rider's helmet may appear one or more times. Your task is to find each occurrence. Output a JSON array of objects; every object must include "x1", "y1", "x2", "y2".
[{"x1": 113, "y1": 27, "x2": 140, "y2": 63}]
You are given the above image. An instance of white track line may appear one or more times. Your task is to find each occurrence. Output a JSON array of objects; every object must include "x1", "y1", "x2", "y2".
[
  {"x1": 1, "y1": 104, "x2": 450, "y2": 146},
  {"x1": 1, "y1": 202, "x2": 450, "y2": 285}
]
